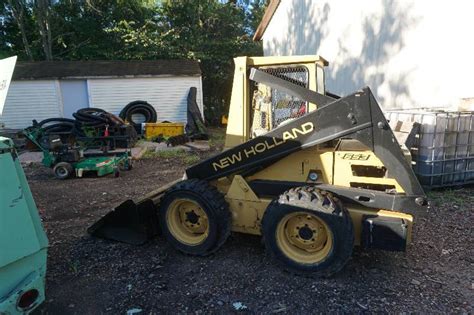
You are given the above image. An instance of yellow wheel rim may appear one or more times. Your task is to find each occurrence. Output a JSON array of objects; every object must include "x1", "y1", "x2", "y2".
[
  {"x1": 276, "y1": 211, "x2": 333, "y2": 264},
  {"x1": 166, "y1": 198, "x2": 209, "y2": 246}
]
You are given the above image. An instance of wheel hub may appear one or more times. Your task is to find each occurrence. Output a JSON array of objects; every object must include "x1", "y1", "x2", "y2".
[
  {"x1": 276, "y1": 212, "x2": 333, "y2": 264},
  {"x1": 166, "y1": 199, "x2": 209, "y2": 245},
  {"x1": 185, "y1": 210, "x2": 200, "y2": 225},
  {"x1": 298, "y1": 226, "x2": 314, "y2": 240}
]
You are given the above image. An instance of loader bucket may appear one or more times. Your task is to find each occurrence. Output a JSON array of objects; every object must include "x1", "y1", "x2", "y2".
[{"x1": 87, "y1": 199, "x2": 159, "y2": 245}]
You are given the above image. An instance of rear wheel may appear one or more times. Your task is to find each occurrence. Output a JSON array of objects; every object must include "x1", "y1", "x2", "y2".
[
  {"x1": 53, "y1": 162, "x2": 73, "y2": 179},
  {"x1": 159, "y1": 179, "x2": 231, "y2": 256},
  {"x1": 262, "y1": 187, "x2": 354, "y2": 277}
]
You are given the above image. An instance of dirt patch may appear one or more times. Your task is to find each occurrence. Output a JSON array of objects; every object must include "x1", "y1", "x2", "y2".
[{"x1": 28, "y1": 156, "x2": 473, "y2": 314}]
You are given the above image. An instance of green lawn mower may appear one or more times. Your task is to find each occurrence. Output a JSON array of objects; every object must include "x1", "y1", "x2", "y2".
[{"x1": 22, "y1": 125, "x2": 132, "y2": 179}]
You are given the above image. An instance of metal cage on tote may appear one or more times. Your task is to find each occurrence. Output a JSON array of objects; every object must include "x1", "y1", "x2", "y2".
[{"x1": 385, "y1": 110, "x2": 474, "y2": 189}]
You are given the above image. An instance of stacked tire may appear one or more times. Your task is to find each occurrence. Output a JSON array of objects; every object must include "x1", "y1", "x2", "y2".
[{"x1": 119, "y1": 101, "x2": 157, "y2": 134}]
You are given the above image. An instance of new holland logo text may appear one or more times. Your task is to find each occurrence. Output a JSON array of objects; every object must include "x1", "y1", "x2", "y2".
[{"x1": 212, "y1": 122, "x2": 314, "y2": 171}]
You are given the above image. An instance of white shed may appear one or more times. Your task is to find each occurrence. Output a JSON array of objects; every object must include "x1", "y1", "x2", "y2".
[
  {"x1": 254, "y1": 0, "x2": 474, "y2": 110},
  {"x1": 1, "y1": 60, "x2": 203, "y2": 129}
]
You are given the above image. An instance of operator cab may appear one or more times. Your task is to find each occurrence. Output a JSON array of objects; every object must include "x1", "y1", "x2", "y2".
[
  {"x1": 225, "y1": 55, "x2": 328, "y2": 148},
  {"x1": 249, "y1": 59, "x2": 327, "y2": 138}
]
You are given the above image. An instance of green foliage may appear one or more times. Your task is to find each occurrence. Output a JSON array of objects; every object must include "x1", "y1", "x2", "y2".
[
  {"x1": 207, "y1": 127, "x2": 226, "y2": 151},
  {"x1": 142, "y1": 148, "x2": 186, "y2": 159},
  {"x1": 68, "y1": 259, "x2": 80, "y2": 274},
  {"x1": 142, "y1": 147, "x2": 201, "y2": 165},
  {"x1": 0, "y1": 0, "x2": 267, "y2": 124},
  {"x1": 182, "y1": 154, "x2": 201, "y2": 165},
  {"x1": 427, "y1": 189, "x2": 472, "y2": 209}
]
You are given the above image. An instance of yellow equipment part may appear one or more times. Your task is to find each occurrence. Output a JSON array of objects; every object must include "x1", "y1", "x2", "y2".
[
  {"x1": 166, "y1": 198, "x2": 209, "y2": 245},
  {"x1": 144, "y1": 122, "x2": 184, "y2": 140},
  {"x1": 221, "y1": 115, "x2": 228, "y2": 125},
  {"x1": 90, "y1": 54, "x2": 425, "y2": 277},
  {"x1": 276, "y1": 211, "x2": 333, "y2": 264},
  {"x1": 225, "y1": 55, "x2": 328, "y2": 148},
  {"x1": 218, "y1": 55, "x2": 415, "y2": 245},
  {"x1": 218, "y1": 175, "x2": 413, "y2": 246}
]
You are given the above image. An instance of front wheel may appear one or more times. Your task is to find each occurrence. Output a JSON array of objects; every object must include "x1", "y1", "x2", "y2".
[
  {"x1": 262, "y1": 187, "x2": 354, "y2": 277},
  {"x1": 159, "y1": 179, "x2": 231, "y2": 256}
]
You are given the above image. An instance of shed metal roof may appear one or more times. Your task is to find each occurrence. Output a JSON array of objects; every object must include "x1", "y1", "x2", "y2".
[{"x1": 12, "y1": 59, "x2": 201, "y2": 80}]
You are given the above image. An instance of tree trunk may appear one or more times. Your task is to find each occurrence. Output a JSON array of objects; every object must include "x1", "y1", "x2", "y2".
[
  {"x1": 7, "y1": 0, "x2": 34, "y2": 61},
  {"x1": 34, "y1": 0, "x2": 53, "y2": 60}
]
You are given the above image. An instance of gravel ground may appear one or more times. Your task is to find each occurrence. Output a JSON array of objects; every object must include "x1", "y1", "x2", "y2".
[{"x1": 26, "y1": 154, "x2": 473, "y2": 314}]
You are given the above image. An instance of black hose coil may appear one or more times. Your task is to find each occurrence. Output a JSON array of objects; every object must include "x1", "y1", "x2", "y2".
[{"x1": 119, "y1": 101, "x2": 157, "y2": 125}]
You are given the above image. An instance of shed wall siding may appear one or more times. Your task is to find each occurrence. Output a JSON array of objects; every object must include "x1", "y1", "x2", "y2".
[
  {"x1": 1, "y1": 80, "x2": 62, "y2": 129},
  {"x1": 262, "y1": 0, "x2": 474, "y2": 109},
  {"x1": 88, "y1": 77, "x2": 203, "y2": 123}
]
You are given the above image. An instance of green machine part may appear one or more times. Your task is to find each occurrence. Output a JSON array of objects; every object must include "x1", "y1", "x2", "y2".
[
  {"x1": 0, "y1": 137, "x2": 48, "y2": 314},
  {"x1": 21, "y1": 127, "x2": 55, "y2": 168},
  {"x1": 75, "y1": 153, "x2": 130, "y2": 177},
  {"x1": 22, "y1": 126, "x2": 132, "y2": 178}
]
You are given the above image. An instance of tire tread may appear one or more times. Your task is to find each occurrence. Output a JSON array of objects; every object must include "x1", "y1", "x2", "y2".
[
  {"x1": 262, "y1": 186, "x2": 354, "y2": 277},
  {"x1": 160, "y1": 179, "x2": 231, "y2": 256}
]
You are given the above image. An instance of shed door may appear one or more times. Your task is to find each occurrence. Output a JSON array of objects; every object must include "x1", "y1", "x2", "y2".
[{"x1": 60, "y1": 80, "x2": 89, "y2": 118}]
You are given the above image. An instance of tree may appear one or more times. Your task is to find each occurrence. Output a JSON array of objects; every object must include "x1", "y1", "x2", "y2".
[
  {"x1": 5, "y1": 0, "x2": 33, "y2": 60},
  {"x1": 0, "y1": 0, "x2": 268, "y2": 123},
  {"x1": 33, "y1": 0, "x2": 53, "y2": 60},
  {"x1": 155, "y1": 0, "x2": 264, "y2": 122}
]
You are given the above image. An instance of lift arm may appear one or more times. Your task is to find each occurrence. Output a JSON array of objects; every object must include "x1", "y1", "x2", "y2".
[{"x1": 186, "y1": 69, "x2": 427, "y2": 212}]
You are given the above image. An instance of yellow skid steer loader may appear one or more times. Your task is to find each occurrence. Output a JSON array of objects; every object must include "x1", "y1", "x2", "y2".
[{"x1": 89, "y1": 55, "x2": 427, "y2": 277}]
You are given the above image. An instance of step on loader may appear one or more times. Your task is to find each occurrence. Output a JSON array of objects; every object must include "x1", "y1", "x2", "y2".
[{"x1": 89, "y1": 55, "x2": 428, "y2": 276}]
